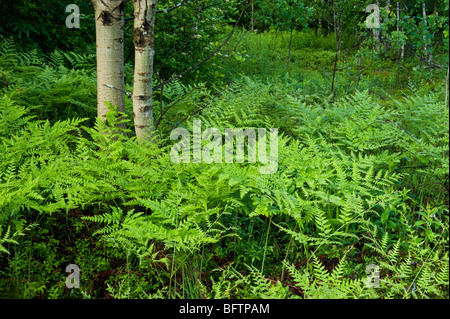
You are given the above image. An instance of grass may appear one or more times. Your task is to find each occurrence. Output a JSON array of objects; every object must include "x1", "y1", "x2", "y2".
[{"x1": 211, "y1": 28, "x2": 446, "y2": 101}]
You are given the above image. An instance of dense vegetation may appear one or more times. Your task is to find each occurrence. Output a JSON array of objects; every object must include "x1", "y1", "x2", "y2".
[{"x1": 0, "y1": 0, "x2": 448, "y2": 299}]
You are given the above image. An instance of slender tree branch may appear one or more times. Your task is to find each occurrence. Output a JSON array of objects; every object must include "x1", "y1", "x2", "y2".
[
  {"x1": 411, "y1": 52, "x2": 446, "y2": 69},
  {"x1": 125, "y1": 0, "x2": 196, "y2": 20},
  {"x1": 153, "y1": 4, "x2": 248, "y2": 91},
  {"x1": 155, "y1": 89, "x2": 193, "y2": 129},
  {"x1": 157, "y1": 0, "x2": 195, "y2": 14},
  {"x1": 163, "y1": 103, "x2": 208, "y2": 134},
  {"x1": 157, "y1": 82, "x2": 164, "y2": 128},
  {"x1": 354, "y1": 48, "x2": 390, "y2": 92}
]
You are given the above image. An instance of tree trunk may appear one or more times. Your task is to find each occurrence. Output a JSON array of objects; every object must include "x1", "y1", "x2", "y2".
[
  {"x1": 445, "y1": 65, "x2": 449, "y2": 108},
  {"x1": 382, "y1": 0, "x2": 390, "y2": 49},
  {"x1": 330, "y1": 0, "x2": 340, "y2": 97},
  {"x1": 92, "y1": 0, "x2": 126, "y2": 124},
  {"x1": 422, "y1": 2, "x2": 431, "y2": 61},
  {"x1": 397, "y1": 2, "x2": 404, "y2": 60},
  {"x1": 251, "y1": 0, "x2": 254, "y2": 30},
  {"x1": 286, "y1": 19, "x2": 294, "y2": 73},
  {"x1": 373, "y1": 0, "x2": 380, "y2": 50},
  {"x1": 132, "y1": 0, "x2": 158, "y2": 141}
]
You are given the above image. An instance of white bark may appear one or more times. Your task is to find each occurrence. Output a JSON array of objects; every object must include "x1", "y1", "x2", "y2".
[
  {"x1": 397, "y1": 2, "x2": 404, "y2": 60},
  {"x1": 92, "y1": 0, "x2": 126, "y2": 124},
  {"x1": 445, "y1": 66, "x2": 449, "y2": 108},
  {"x1": 382, "y1": 0, "x2": 390, "y2": 48},
  {"x1": 422, "y1": 2, "x2": 432, "y2": 61},
  {"x1": 132, "y1": 0, "x2": 158, "y2": 141},
  {"x1": 373, "y1": 0, "x2": 380, "y2": 50},
  {"x1": 252, "y1": 0, "x2": 255, "y2": 31}
]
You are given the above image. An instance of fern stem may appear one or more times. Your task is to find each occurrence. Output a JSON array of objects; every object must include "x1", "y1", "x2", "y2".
[
  {"x1": 281, "y1": 223, "x2": 298, "y2": 282},
  {"x1": 261, "y1": 216, "x2": 272, "y2": 274}
]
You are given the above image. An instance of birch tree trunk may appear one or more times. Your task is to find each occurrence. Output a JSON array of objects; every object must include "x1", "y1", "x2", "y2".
[
  {"x1": 92, "y1": 0, "x2": 126, "y2": 124},
  {"x1": 445, "y1": 66, "x2": 449, "y2": 108},
  {"x1": 132, "y1": 0, "x2": 158, "y2": 141},
  {"x1": 373, "y1": 0, "x2": 380, "y2": 50},
  {"x1": 381, "y1": 0, "x2": 390, "y2": 48},
  {"x1": 397, "y1": 2, "x2": 404, "y2": 60},
  {"x1": 330, "y1": 0, "x2": 340, "y2": 97},
  {"x1": 422, "y1": 2, "x2": 431, "y2": 61},
  {"x1": 286, "y1": 19, "x2": 294, "y2": 72},
  {"x1": 251, "y1": 0, "x2": 254, "y2": 30}
]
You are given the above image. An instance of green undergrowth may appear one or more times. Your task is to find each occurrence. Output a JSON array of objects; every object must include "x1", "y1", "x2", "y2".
[
  {"x1": 0, "y1": 71, "x2": 448, "y2": 298},
  {"x1": 212, "y1": 29, "x2": 446, "y2": 101}
]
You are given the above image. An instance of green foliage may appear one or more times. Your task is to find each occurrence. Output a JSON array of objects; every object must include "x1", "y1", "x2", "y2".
[
  {"x1": 283, "y1": 254, "x2": 378, "y2": 299},
  {"x1": 152, "y1": 79, "x2": 212, "y2": 133},
  {"x1": 257, "y1": 0, "x2": 314, "y2": 31},
  {"x1": 1, "y1": 64, "x2": 448, "y2": 299},
  {"x1": 0, "y1": 225, "x2": 34, "y2": 256},
  {"x1": 215, "y1": 29, "x2": 335, "y2": 81},
  {"x1": 0, "y1": 38, "x2": 97, "y2": 124},
  {"x1": 0, "y1": 0, "x2": 96, "y2": 53},
  {"x1": 0, "y1": 2, "x2": 449, "y2": 299},
  {"x1": 152, "y1": 0, "x2": 242, "y2": 85}
]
